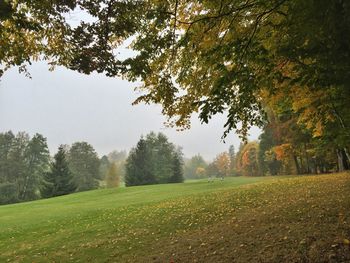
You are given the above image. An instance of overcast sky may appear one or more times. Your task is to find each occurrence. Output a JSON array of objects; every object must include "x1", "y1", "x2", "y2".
[{"x1": 0, "y1": 62, "x2": 260, "y2": 161}]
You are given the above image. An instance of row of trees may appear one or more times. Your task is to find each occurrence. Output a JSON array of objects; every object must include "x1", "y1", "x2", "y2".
[
  {"x1": 0, "y1": 131, "x2": 124, "y2": 205},
  {"x1": 185, "y1": 133, "x2": 348, "y2": 179},
  {"x1": 183, "y1": 146, "x2": 236, "y2": 180},
  {"x1": 0, "y1": 131, "x2": 184, "y2": 205}
]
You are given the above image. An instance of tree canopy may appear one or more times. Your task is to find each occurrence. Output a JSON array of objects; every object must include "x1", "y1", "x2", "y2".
[
  {"x1": 68, "y1": 142, "x2": 100, "y2": 191},
  {"x1": 1, "y1": 0, "x2": 349, "y2": 166},
  {"x1": 125, "y1": 132, "x2": 184, "y2": 186}
]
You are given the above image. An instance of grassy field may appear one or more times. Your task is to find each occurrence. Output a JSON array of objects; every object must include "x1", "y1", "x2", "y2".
[{"x1": 0, "y1": 174, "x2": 349, "y2": 262}]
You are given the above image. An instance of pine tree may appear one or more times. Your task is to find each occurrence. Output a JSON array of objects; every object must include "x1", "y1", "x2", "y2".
[
  {"x1": 169, "y1": 151, "x2": 184, "y2": 183},
  {"x1": 43, "y1": 145, "x2": 76, "y2": 198},
  {"x1": 125, "y1": 138, "x2": 155, "y2": 186}
]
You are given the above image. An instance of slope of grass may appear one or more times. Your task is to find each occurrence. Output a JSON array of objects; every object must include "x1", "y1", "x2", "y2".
[
  {"x1": 0, "y1": 176, "x2": 268, "y2": 262},
  {"x1": 0, "y1": 174, "x2": 349, "y2": 262}
]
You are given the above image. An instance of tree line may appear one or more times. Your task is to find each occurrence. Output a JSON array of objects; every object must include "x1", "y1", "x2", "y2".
[
  {"x1": 0, "y1": 131, "x2": 184, "y2": 205},
  {"x1": 184, "y1": 136, "x2": 348, "y2": 179},
  {"x1": 0, "y1": 131, "x2": 102, "y2": 204}
]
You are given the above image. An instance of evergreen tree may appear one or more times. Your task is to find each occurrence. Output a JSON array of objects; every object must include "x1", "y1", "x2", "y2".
[
  {"x1": 125, "y1": 138, "x2": 155, "y2": 186},
  {"x1": 169, "y1": 150, "x2": 184, "y2": 183},
  {"x1": 43, "y1": 145, "x2": 76, "y2": 198},
  {"x1": 125, "y1": 132, "x2": 184, "y2": 186},
  {"x1": 151, "y1": 132, "x2": 174, "y2": 184}
]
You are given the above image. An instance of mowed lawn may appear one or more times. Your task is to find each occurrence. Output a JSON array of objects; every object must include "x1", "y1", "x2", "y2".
[{"x1": 0, "y1": 174, "x2": 349, "y2": 262}]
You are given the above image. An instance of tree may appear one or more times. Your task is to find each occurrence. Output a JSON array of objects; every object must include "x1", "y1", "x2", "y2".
[
  {"x1": 99, "y1": 155, "x2": 110, "y2": 180},
  {"x1": 236, "y1": 142, "x2": 261, "y2": 176},
  {"x1": 228, "y1": 145, "x2": 236, "y2": 176},
  {"x1": 168, "y1": 150, "x2": 184, "y2": 183},
  {"x1": 42, "y1": 145, "x2": 76, "y2": 198},
  {"x1": 68, "y1": 142, "x2": 100, "y2": 192},
  {"x1": 213, "y1": 152, "x2": 231, "y2": 179},
  {"x1": 125, "y1": 132, "x2": 184, "y2": 186},
  {"x1": 125, "y1": 137, "x2": 155, "y2": 186},
  {"x1": 21, "y1": 133, "x2": 50, "y2": 200},
  {"x1": 148, "y1": 132, "x2": 175, "y2": 184},
  {"x1": 107, "y1": 150, "x2": 127, "y2": 182},
  {"x1": 0, "y1": 131, "x2": 15, "y2": 184},
  {"x1": 0, "y1": 131, "x2": 50, "y2": 204},
  {"x1": 184, "y1": 154, "x2": 207, "y2": 179},
  {"x1": 2, "y1": 1, "x2": 349, "y2": 165},
  {"x1": 106, "y1": 162, "x2": 120, "y2": 188},
  {"x1": 206, "y1": 162, "x2": 220, "y2": 178},
  {"x1": 32, "y1": 0, "x2": 346, "y2": 142},
  {"x1": 0, "y1": 0, "x2": 75, "y2": 77}
]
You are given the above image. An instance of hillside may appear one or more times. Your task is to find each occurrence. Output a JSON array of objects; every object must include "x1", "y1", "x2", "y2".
[{"x1": 0, "y1": 174, "x2": 349, "y2": 262}]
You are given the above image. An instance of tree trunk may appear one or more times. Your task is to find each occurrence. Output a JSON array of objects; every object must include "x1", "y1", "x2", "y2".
[
  {"x1": 304, "y1": 144, "x2": 310, "y2": 174},
  {"x1": 337, "y1": 149, "x2": 345, "y2": 172},
  {"x1": 293, "y1": 155, "x2": 301, "y2": 175},
  {"x1": 343, "y1": 147, "x2": 350, "y2": 167},
  {"x1": 332, "y1": 106, "x2": 350, "y2": 166}
]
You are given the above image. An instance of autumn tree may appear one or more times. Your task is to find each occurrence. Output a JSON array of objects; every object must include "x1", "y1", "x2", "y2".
[
  {"x1": 236, "y1": 142, "x2": 261, "y2": 177},
  {"x1": 0, "y1": 0, "x2": 74, "y2": 77},
  {"x1": 107, "y1": 150, "x2": 127, "y2": 182},
  {"x1": 184, "y1": 154, "x2": 207, "y2": 179},
  {"x1": 213, "y1": 152, "x2": 231, "y2": 179},
  {"x1": 106, "y1": 162, "x2": 120, "y2": 188}
]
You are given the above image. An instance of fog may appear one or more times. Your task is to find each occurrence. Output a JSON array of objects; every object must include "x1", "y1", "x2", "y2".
[{"x1": 0, "y1": 62, "x2": 260, "y2": 161}]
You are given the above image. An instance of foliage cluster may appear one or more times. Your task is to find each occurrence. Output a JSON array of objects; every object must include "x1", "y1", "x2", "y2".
[
  {"x1": 0, "y1": 131, "x2": 49, "y2": 204},
  {"x1": 184, "y1": 154, "x2": 208, "y2": 179},
  {"x1": 125, "y1": 132, "x2": 184, "y2": 186},
  {"x1": 0, "y1": 131, "x2": 112, "y2": 204}
]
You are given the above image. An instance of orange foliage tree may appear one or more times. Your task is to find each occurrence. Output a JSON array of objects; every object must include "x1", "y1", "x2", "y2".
[{"x1": 236, "y1": 142, "x2": 261, "y2": 176}]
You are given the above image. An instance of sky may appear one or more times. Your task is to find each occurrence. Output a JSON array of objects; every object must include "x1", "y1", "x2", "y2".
[{"x1": 0, "y1": 62, "x2": 261, "y2": 161}]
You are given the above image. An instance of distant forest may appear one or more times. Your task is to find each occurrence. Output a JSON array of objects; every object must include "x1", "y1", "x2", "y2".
[{"x1": 1, "y1": 127, "x2": 348, "y2": 205}]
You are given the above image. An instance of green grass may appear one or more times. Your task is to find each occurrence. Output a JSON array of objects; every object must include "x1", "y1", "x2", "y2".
[
  {"x1": 0, "y1": 176, "x2": 269, "y2": 262},
  {"x1": 0, "y1": 174, "x2": 349, "y2": 262}
]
